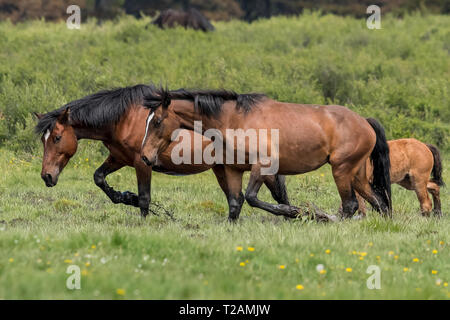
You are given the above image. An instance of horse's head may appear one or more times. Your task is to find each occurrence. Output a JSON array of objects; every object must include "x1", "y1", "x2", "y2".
[
  {"x1": 140, "y1": 101, "x2": 180, "y2": 167},
  {"x1": 35, "y1": 108, "x2": 78, "y2": 187}
]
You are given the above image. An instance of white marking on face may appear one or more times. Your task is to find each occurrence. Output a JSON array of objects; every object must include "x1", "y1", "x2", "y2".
[
  {"x1": 142, "y1": 112, "x2": 155, "y2": 148},
  {"x1": 44, "y1": 130, "x2": 50, "y2": 145}
]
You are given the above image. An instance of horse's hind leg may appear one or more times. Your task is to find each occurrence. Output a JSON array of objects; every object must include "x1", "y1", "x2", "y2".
[
  {"x1": 330, "y1": 162, "x2": 359, "y2": 219},
  {"x1": 263, "y1": 175, "x2": 290, "y2": 205},
  {"x1": 245, "y1": 165, "x2": 300, "y2": 219},
  {"x1": 352, "y1": 162, "x2": 391, "y2": 217},
  {"x1": 94, "y1": 155, "x2": 139, "y2": 207},
  {"x1": 427, "y1": 182, "x2": 442, "y2": 217}
]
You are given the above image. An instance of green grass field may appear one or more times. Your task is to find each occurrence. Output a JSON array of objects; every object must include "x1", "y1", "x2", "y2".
[
  {"x1": 0, "y1": 146, "x2": 448, "y2": 299},
  {"x1": 0, "y1": 12, "x2": 449, "y2": 299}
]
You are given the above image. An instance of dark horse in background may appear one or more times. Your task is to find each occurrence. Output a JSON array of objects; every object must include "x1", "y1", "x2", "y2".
[
  {"x1": 151, "y1": 8, "x2": 214, "y2": 32},
  {"x1": 140, "y1": 87, "x2": 392, "y2": 221},
  {"x1": 34, "y1": 85, "x2": 289, "y2": 217}
]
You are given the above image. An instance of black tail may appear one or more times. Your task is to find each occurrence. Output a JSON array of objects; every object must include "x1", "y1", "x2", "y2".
[
  {"x1": 366, "y1": 118, "x2": 392, "y2": 214},
  {"x1": 426, "y1": 143, "x2": 445, "y2": 187}
]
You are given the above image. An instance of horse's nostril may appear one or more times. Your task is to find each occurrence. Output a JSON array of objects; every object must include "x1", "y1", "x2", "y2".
[
  {"x1": 42, "y1": 173, "x2": 54, "y2": 187},
  {"x1": 141, "y1": 156, "x2": 152, "y2": 166}
]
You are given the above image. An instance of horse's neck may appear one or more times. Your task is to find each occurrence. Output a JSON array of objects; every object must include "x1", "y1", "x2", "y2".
[
  {"x1": 73, "y1": 125, "x2": 112, "y2": 142},
  {"x1": 174, "y1": 102, "x2": 223, "y2": 133}
]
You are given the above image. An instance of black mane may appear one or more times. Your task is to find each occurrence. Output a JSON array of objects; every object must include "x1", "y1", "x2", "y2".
[
  {"x1": 35, "y1": 84, "x2": 159, "y2": 134},
  {"x1": 143, "y1": 87, "x2": 266, "y2": 117}
]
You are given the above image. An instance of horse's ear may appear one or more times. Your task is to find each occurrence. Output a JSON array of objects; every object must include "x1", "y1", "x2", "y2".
[
  {"x1": 33, "y1": 112, "x2": 44, "y2": 120},
  {"x1": 58, "y1": 108, "x2": 70, "y2": 124},
  {"x1": 161, "y1": 89, "x2": 171, "y2": 109}
]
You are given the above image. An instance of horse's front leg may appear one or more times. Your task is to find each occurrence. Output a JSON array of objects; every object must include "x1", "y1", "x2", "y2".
[
  {"x1": 134, "y1": 163, "x2": 152, "y2": 218},
  {"x1": 93, "y1": 155, "x2": 139, "y2": 207}
]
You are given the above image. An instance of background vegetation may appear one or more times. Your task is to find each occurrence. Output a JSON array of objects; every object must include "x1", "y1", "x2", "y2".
[
  {"x1": 0, "y1": 13, "x2": 448, "y2": 154},
  {"x1": 1, "y1": 0, "x2": 449, "y2": 22},
  {"x1": 0, "y1": 13, "x2": 448, "y2": 299}
]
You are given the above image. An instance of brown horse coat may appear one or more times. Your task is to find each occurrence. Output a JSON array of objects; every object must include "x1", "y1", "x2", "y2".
[
  {"x1": 35, "y1": 85, "x2": 288, "y2": 217},
  {"x1": 140, "y1": 88, "x2": 392, "y2": 221}
]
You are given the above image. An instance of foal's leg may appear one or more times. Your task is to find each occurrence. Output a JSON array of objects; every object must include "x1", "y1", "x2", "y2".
[
  {"x1": 427, "y1": 182, "x2": 442, "y2": 217},
  {"x1": 355, "y1": 191, "x2": 367, "y2": 216},
  {"x1": 414, "y1": 181, "x2": 433, "y2": 217},
  {"x1": 94, "y1": 155, "x2": 138, "y2": 207}
]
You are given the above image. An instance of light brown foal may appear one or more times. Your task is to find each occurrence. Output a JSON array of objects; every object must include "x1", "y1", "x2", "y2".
[{"x1": 356, "y1": 138, "x2": 444, "y2": 217}]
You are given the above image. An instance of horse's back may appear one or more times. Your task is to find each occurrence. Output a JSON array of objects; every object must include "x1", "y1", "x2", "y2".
[{"x1": 388, "y1": 138, "x2": 434, "y2": 183}]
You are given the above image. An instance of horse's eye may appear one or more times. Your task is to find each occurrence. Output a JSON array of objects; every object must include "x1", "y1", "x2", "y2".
[
  {"x1": 54, "y1": 135, "x2": 62, "y2": 143},
  {"x1": 154, "y1": 118, "x2": 162, "y2": 127}
]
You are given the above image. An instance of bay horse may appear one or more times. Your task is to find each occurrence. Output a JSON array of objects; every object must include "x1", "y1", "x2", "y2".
[
  {"x1": 140, "y1": 87, "x2": 392, "y2": 221},
  {"x1": 356, "y1": 138, "x2": 444, "y2": 217},
  {"x1": 34, "y1": 85, "x2": 289, "y2": 217},
  {"x1": 151, "y1": 8, "x2": 214, "y2": 32}
]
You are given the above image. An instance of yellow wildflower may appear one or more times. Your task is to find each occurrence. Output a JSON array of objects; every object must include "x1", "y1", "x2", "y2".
[
  {"x1": 345, "y1": 268, "x2": 352, "y2": 273},
  {"x1": 432, "y1": 250, "x2": 438, "y2": 254},
  {"x1": 278, "y1": 265, "x2": 286, "y2": 269},
  {"x1": 247, "y1": 247, "x2": 255, "y2": 252},
  {"x1": 116, "y1": 289, "x2": 125, "y2": 296},
  {"x1": 325, "y1": 249, "x2": 331, "y2": 254},
  {"x1": 431, "y1": 270, "x2": 438, "y2": 275},
  {"x1": 8, "y1": 258, "x2": 14, "y2": 263},
  {"x1": 412, "y1": 258, "x2": 419, "y2": 263},
  {"x1": 239, "y1": 262, "x2": 245, "y2": 267},
  {"x1": 64, "y1": 259, "x2": 73, "y2": 264},
  {"x1": 236, "y1": 246, "x2": 243, "y2": 251},
  {"x1": 296, "y1": 284, "x2": 304, "y2": 290}
]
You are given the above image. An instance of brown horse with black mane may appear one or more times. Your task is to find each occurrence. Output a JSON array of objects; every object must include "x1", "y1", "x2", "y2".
[
  {"x1": 140, "y1": 87, "x2": 392, "y2": 221},
  {"x1": 34, "y1": 85, "x2": 289, "y2": 218},
  {"x1": 356, "y1": 138, "x2": 444, "y2": 217}
]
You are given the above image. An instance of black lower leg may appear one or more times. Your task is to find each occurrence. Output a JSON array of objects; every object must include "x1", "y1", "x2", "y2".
[
  {"x1": 264, "y1": 175, "x2": 290, "y2": 205},
  {"x1": 227, "y1": 192, "x2": 244, "y2": 221},
  {"x1": 341, "y1": 189, "x2": 359, "y2": 219},
  {"x1": 93, "y1": 157, "x2": 139, "y2": 207}
]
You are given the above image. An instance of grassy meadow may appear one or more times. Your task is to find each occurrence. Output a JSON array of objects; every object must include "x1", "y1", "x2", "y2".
[{"x1": 0, "y1": 12, "x2": 448, "y2": 299}]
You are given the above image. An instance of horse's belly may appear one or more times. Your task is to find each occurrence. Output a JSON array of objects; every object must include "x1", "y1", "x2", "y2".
[{"x1": 277, "y1": 149, "x2": 329, "y2": 175}]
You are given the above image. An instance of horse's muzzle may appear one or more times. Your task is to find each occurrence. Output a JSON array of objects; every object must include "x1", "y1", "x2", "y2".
[{"x1": 42, "y1": 173, "x2": 56, "y2": 187}]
